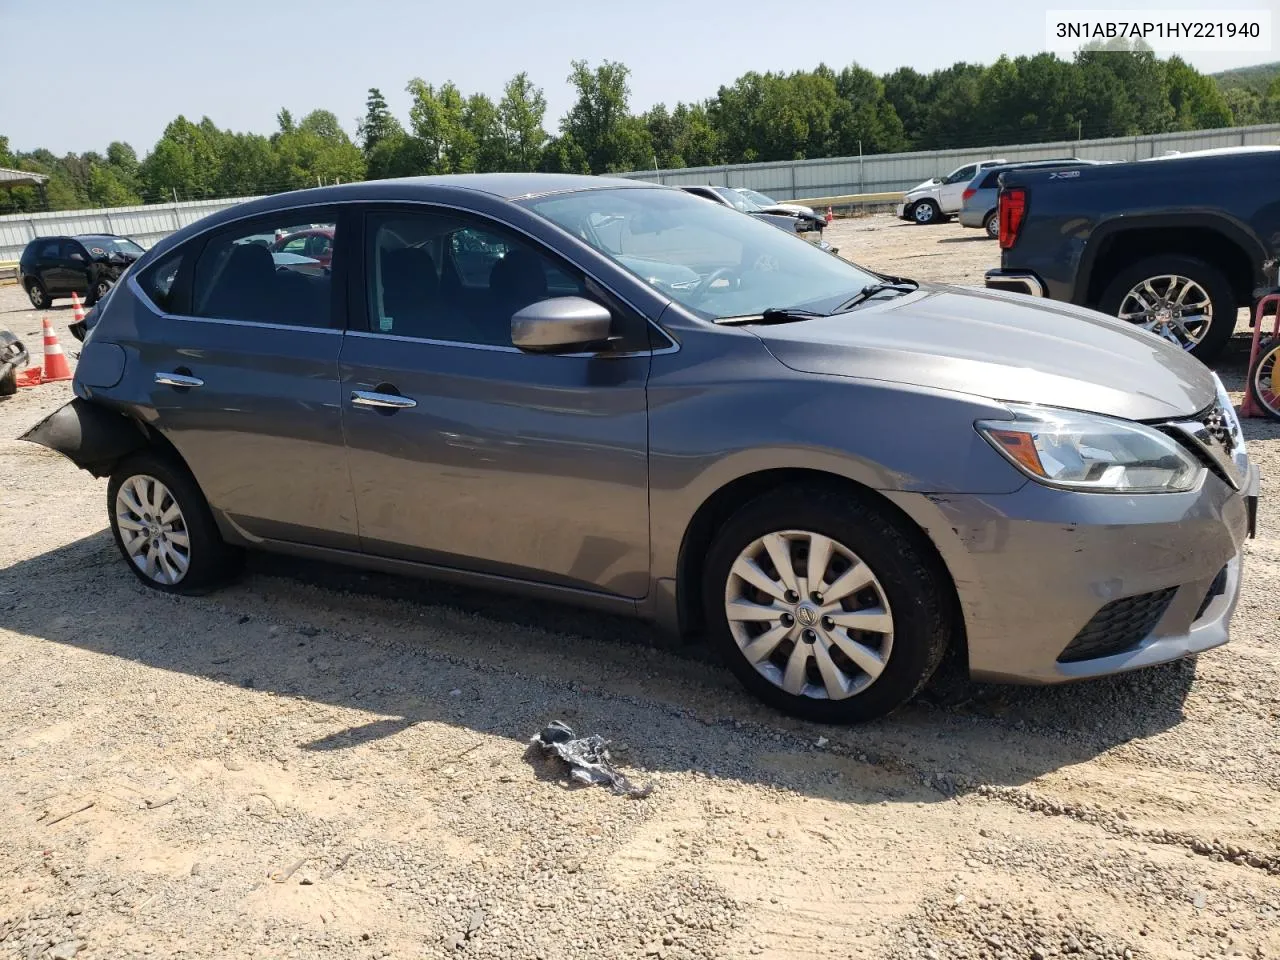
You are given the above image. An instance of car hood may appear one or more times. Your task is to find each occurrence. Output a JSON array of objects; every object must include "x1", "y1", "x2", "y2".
[
  {"x1": 752, "y1": 285, "x2": 1216, "y2": 421},
  {"x1": 760, "y1": 202, "x2": 817, "y2": 218}
]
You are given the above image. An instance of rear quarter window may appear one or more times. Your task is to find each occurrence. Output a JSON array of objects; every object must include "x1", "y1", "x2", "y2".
[{"x1": 136, "y1": 254, "x2": 185, "y2": 314}]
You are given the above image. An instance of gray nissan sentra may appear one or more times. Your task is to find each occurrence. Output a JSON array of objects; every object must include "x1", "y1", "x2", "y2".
[{"x1": 24, "y1": 173, "x2": 1261, "y2": 723}]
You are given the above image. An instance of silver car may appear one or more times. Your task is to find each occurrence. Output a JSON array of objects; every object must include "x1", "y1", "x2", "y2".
[{"x1": 25, "y1": 174, "x2": 1260, "y2": 723}]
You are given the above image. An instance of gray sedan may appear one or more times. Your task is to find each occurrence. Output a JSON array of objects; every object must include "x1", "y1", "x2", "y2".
[{"x1": 24, "y1": 174, "x2": 1259, "y2": 723}]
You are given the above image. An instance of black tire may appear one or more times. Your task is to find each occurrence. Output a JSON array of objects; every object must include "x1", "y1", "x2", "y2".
[
  {"x1": 26, "y1": 279, "x2": 50, "y2": 309},
  {"x1": 0, "y1": 367, "x2": 15, "y2": 396},
  {"x1": 983, "y1": 211, "x2": 999, "y2": 239},
  {"x1": 1249, "y1": 337, "x2": 1280, "y2": 421},
  {"x1": 911, "y1": 199, "x2": 941, "y2": 225},
  {"x1": 701, "y1": 485, "x2": 954, "y2": 723},
  {"x1": 1097, "y1": 254, "x2": 1236, "y2": 363},
  {"x1": 107, "y1": 450, "x2": 242, "y2": 594},
  {"x1": 87, "y1": 278, "x2": 111, "y2": 306}
]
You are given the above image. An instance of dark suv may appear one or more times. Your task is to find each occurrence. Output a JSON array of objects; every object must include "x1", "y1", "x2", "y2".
[{"x1": 18, "y1": 234, "x2": 146, "y2": 309}]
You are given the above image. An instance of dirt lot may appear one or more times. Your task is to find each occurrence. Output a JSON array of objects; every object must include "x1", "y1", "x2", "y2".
[{"x1": 1, "y1": 215, "x2": 1278, "y2": 960}]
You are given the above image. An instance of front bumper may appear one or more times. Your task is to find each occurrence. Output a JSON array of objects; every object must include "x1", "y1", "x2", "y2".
[
  {"x1": 985, "y1": 268, "x2": 1046, "y2": 298},
  {"x1": 895, "y1": 202, "x2": 909, "y2": 220},
  {"x1": 888, "y1": 461, "x2": 1258, "y2": 685}
]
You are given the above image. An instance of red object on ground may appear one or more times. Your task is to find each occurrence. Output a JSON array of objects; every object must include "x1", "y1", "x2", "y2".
[
  {"x1": 16, "y1": 368, "x2": 43, "y2": 388},
  {"x1": 825, "y1": 206, "x2": 833, "y2": 224},
  {"x1": 1241, "y1": 292, "x2": 1280, "y2": 418},
  {"x1": 39, "y1": 316, "x2": 73, "y2": 382}
]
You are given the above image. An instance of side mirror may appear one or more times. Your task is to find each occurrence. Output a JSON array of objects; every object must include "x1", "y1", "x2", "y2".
[{"x1": 511, "y1": 296, "x2": 614, "y2": 353}]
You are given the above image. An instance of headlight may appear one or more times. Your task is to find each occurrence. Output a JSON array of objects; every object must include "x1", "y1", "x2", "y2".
[{"x1": 976, "y1": 404, "x2": 1203, "y2": 493}]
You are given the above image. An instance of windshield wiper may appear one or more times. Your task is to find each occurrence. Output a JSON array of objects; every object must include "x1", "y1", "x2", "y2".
[
  {"x1": 835, "y1": 280, "x2": 919, "y2": 312},
  {"x1": 716, "y1": 307, "x2": 829, "y2": 326}
]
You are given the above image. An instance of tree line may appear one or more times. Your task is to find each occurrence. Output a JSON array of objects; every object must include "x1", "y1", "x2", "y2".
[{"x1": 3, "y1": 46, "x2": 1279, "y2": 215}]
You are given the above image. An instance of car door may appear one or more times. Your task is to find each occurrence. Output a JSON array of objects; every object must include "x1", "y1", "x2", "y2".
[
  {"x1": 62, "y1": 240, "x2": 94, "y2": 295},
  {"x1": 33, "y1": 239, "x2": 69, "y2": 293},
  {"x1": 338, "y1": 206, "x2": 652, "y2": 599},
  {"x1": 131, "y1": 207, "x2": 360, "y2": 550},
  {"x1": 938, "y1": 164, "x2": 978, "y2": 213}
]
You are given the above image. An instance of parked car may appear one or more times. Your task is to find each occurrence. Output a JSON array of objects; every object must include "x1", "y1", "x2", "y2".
[
  {"x1": 680, "y1": 185, "x2": 837, "y2": 254},
  {"x1": 985, "y1": 149, "x2": 1279, "y2": 361},
  {"x1": 732, "y1": 188, "x2": 819, "y2": 220},
  {"x1": 23, "y1": 173, "x2": 1259, "y2": 723},
  {"x1": 959, "y1": 159, "x2": 1104, "y2": 238},
  {"x1": 19, "y1": 234, "x2": 146, "y2": 308},
  {"x1": 896, "y1": 159, "x2": 1008, "y2": 225}
]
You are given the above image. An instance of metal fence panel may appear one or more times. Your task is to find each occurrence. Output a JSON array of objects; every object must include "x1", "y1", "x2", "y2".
[{"x1": 626, "y1": 123, "x2": 1280, "y2": 200}]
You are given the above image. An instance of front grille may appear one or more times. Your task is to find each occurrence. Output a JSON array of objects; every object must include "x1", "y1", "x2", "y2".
[
  {"x1": 1057, "y1": 588, "x2": 1178, "y2": 663},
  {"x1": 1194, "y1": 566, "x2": 1229, "y2": 621}
]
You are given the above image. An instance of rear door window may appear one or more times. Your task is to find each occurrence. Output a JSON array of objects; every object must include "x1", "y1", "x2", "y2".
[
  {"x1": 192, "y1": 215, "x2": 339, "y2": 328},
  {"x1": 35, "y1": 240, "x2": 60, "y2": 260}
]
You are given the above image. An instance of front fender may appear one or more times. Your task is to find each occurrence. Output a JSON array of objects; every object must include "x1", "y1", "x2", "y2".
[{"x1": 19, "y1": 398, "x2": 149, "y2": 477}]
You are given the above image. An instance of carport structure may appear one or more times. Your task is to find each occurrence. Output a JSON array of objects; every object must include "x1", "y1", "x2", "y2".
[{"x1": 0, "y1": 167, "x2": 49, "y2": 208}]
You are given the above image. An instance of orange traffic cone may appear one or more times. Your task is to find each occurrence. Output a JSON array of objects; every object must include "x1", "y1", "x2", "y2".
[
  {"x1": 71, "y1": 291, "x2": 86, "y2": 326},
  {"x1": 39, "y1": 316, "x2": 73, "y2": 382},
  {"x1": 825, "y1": 206, "x2": 834, "y2": 224}
]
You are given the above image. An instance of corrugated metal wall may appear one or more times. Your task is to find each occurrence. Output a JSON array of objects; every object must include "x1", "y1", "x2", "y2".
[
  {"x1": 4, "y1": 122, "x2": 1279, "y2": 261},
  {"x1": 0, "y1": 197, "x2": 259, "y2": 262},
  {"x1": 621, "y1": 123, "x2": 1280, "y2": 200}
]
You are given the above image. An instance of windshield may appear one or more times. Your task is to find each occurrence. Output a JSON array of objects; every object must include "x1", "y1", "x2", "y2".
[
  {"x1": 77, "y1": 236, "x2": 145, "y2": 258},
  {"x1": 708, "y1": 186, "x2": 761, "y2": 212},
  {"x1": 739, "y1": 189, "x2": 778, "y2": 206},
  {"x1": 524, "y1": 187, "x2": 879, "y2": 320}
]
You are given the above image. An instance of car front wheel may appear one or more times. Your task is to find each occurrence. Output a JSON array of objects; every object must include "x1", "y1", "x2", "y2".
[
  {"x1": 88, "y1": 278, "x2": 112, "y2": 306},
  {"x1": 108, "y1": 451, "x2": 242, "y2": 594},
  {"x1": 911, "y1": 200, "x2": 941, "y2": 225},
  {"x1": 702, "y1": 485, "x2": 953, "y2": 723}
]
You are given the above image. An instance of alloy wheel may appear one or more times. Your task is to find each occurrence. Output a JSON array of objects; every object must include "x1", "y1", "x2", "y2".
[
  {"x1": 115, "y1": 475, "x2": 191, "y2": 585},
  {"x1": 1253, "y1": 340, "x2": 1280, "y2": 419},
  {"x1": 1117, "y1": 274, "x2": 1213, "y2": 350},
  {"x1": 723, "y1": 529, "x2": 894, "y2": 700},
  {"x1": 913, "y1": 203, "x2": 935, "y2": 224}
]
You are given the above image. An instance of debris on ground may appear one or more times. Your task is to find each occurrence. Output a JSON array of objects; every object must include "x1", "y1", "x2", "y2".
[{"x1": 530, "y1": 721, "x2": 653, "y2": 798}]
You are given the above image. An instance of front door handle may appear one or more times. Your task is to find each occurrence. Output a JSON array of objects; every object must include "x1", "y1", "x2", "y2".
[
  {"x1": 351, "y1": 390, "x2": 417, "y2": 410},
  {"x1": 155, "y1": 372, "x2": 204, "y2": 388}
]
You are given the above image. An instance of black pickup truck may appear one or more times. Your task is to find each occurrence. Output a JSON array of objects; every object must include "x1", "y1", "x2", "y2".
[{"x1": 985, "y1": 147, "x2": 1280, "y2": 362}]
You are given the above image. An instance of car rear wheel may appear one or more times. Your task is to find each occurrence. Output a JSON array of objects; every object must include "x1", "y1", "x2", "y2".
[
  {"x1": 26, "y1": 279, "x2": 49, "y2": 309},
  {"x1": 107, "y1": 451, "x2": 242, "y2": 594},
  {"x1": 1249, "y1": 337, "x2": 1280, "y2": 421},
  {"x1": 1097, "y1": 255, "x2": 1236, "y2": 362},
  {"x1": 702, "y1": 485, "x2": 952, "y2": 723},
  {"x1": 983, "y1": 211, "x2": 999, "y2": 239},
  {"x1": 911, "y1": 200, "x2": 941, "y2": 225}
]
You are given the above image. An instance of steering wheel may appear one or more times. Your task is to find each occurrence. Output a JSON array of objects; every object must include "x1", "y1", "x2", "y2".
[{"x1": 690, "y1": 267, "x2": 737, "y2": 304}]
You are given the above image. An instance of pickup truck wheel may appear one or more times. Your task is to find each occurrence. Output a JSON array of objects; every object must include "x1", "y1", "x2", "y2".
[
  {"x1": 1098, "y1": 255, "x2": 1235, "y2": 362},
  {"x1": 911, "y1": 200, "x2": 941, "y2": 225},
  {"x1": 1249, "y1": 337, "x2": 1280, "y2": 420},
  {"x1": 983, "y1": 211, "x2": 999, "y2": 239},
  {"x1": 702, "y1": 485, "x2": 952, "y2": 723}
]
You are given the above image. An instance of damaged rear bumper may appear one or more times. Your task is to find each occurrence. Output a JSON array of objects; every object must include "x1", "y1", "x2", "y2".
[
  {"x1": 19, "y1": 397, "x2": 150, "y2": 476},
  {"x1": 1, "y1": 328, "x2": 28, "y2": 384}
]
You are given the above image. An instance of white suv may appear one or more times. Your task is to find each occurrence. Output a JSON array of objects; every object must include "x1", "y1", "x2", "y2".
[{"x1": 896, "y1": 159, "x2": 1007, "y2": 225}]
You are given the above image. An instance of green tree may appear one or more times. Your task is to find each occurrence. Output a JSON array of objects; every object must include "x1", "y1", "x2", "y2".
[
  {"x1": 464, "y1": 93, "x2": 507, "y2": 172},
  {"x1": 273, "y1": 109, "x2": 366, "y2": 188},
  {"x1": 561, "y1": 60, "x2": 651, "y2": 173},
  {"x1": 498, "y1": 72, "x2": 548, "y2": 171},
  {"x1": 1164, "y1": 56, "x2": 1233, "y2": 130},
  {"x1": 358, "y1": 88, "x2": 402, "y2": 154},
  {"x1": 406, "y1": 79, "x2": 471, "y2": 173}
]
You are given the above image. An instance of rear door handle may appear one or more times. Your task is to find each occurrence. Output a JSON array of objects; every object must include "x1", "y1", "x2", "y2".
[
  {"x1": 154, "y1": 372, "x2": 204, "y2": 388},
  {"x1": 351, "y1": 390, "x2": 416, "y2": 410}
]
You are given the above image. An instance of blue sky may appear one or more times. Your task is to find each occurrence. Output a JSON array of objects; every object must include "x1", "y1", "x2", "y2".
[{"x1": 0, "y1": 0, "x2": 1275, "y2": 155}]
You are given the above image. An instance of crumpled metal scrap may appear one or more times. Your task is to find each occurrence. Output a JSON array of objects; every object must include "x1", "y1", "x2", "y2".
[{"x1": 531, "y1": 721, "x2": 653, "y2": 799}]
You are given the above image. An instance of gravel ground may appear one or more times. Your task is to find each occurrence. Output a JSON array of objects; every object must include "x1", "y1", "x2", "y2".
[{"x1": 1, "y1": 215, "x2": 1277, "y2": 960}]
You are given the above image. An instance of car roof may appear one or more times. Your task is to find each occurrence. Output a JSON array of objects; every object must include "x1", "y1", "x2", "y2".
[{"x1": 73, "y1": 233, "x2": 131, "y2": 242}]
